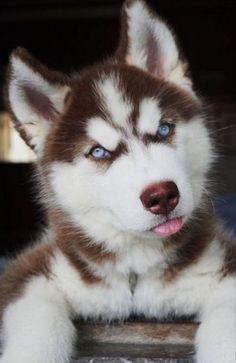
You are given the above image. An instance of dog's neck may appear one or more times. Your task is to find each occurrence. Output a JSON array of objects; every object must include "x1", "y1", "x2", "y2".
[{"x1": 48, "y1": 207, "x2": 215, "y2": 280}]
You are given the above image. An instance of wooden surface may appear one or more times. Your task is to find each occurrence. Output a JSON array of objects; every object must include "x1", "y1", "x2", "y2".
[
  {"x1": 75, "y1": 321, "x2": 197, "y2": 345},
  {"x1": 71, "y1": 321, "x2": 197, "y2": 362},
  {"x1": 71, "y1": 359, "x2": 193, "y2": 363},
  {"x1": 0, "y1": 317, "x2": 196, "y2": 361}
]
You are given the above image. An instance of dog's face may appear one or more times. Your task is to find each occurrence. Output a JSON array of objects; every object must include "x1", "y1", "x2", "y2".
[{"x1": 7, "y1": 0, "x2": 213, "y2": 243}]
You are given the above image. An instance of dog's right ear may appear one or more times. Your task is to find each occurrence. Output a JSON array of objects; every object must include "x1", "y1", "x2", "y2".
[{"x1": 6, "y1": 48, "x2": 70, "y2": 154}]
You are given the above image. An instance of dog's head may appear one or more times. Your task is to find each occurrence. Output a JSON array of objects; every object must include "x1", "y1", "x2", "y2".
[{"x1": 6, "y1": 0, "x2": 214, "y2": 245}]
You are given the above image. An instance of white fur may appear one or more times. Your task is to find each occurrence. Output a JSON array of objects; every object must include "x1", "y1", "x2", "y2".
[
  {"x1": 175, "y1": 117, "x2": 215, "y2": 205},
  {"x1": 50, "y1": 137, "x2": 194, "y2": 240},
  {"x1": 196, "y1": 277, "x2": 236, "y2": 363},
  {"x1": 124, "y1": 0, "x2": 192, "y2": 90},
  {"x1": 6, "y1": 57, "x2": 220, "y2": 363},
  {"x1": 125, "y1": 1, "x2": 178, "y2": 74},
  {"x1": 86, "y1": 117, "x2": 121, "y2": 151},
  {"x1": 51, "y1": 250, "x2": 133, "y2": 321},
  {"x1": 133, "y1": 239, "x2": 225, "y2": 318},
  {"x1": 1, "y1": 238, "x2": 235, "y2": 363},
  {"x1": 9, "y1": 55, "x2": 69, "y2": 153},
  {"x1": 48, "y1": 100, "x2": 206, "y2": 243},
  {"x1": 52, "y1": 238, "x2": 235, "y2": 363},
  {"x1": 0, "y1": 276, "x2": 75, "y2": 363},
  {"x1": 50, "y1": 240, "x2": 226, "y2": 322},
  {"x1": 96, "y1": 76, "x2": 132, "y2": 130},
  {"x1": 3, "y1": 2, "x2": 233, "y2": 363},
  {"x1": 137, "y1": 98, "x2": 161, "y2": 135},
  {"x1": 168, "y1": 61, "x2": 193, "y2": 91}
]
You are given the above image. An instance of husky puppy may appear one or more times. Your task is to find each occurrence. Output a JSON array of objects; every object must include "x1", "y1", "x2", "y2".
[{"x1": 1, "y1": 0, "x2": 235, "y2": 362}]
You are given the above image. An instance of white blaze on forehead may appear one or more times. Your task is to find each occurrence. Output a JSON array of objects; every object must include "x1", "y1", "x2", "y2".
[
  {"x1": 138, "y1": 98, "x2": 161, "y2": 135},
  {"x1": 97, "y1": 76, "x2": 132, "y2": 129},
  {"x1": 87, "y1": 117, "x2": 121, "y2": 151}
]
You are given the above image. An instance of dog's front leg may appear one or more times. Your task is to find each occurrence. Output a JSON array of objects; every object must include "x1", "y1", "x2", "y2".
[
  {"x1": 0, "y1": 277, "x2": 76, "y2": 363},
  {"x1": 195, "y1": 280, "x2": 236, "y2": 363}
]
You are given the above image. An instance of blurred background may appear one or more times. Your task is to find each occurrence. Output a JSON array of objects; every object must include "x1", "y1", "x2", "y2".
[{"x1": 0, "y1": 0, "x2": 235, "y2": 257}]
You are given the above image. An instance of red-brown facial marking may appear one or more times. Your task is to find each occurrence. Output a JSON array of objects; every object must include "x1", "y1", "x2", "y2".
[
  {"x1": 43, "y1": 64, "x2": 201, "y2": 165},
  {"x1": 162, "y1": 210, "x2": 216, "y2": 283}
]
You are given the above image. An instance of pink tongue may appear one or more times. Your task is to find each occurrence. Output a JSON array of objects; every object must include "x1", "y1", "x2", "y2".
[{"x1": 152, "y1": 217, "x2": 182, "y2": 237}]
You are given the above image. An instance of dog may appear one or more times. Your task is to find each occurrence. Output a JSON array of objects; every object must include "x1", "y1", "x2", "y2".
[{"x1": 1, "y1": 0, "x2": 235, "y2": 362}]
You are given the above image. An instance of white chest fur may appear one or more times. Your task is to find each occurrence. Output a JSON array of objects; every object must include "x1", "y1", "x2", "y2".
[
  {"x1": 52, "y1": 240, "x2": 224, "y2": 321},
  {"x1": 52, "y1": 251, "x2": 133, "y2": 321}
]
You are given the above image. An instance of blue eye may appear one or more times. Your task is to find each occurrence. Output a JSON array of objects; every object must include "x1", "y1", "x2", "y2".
[
  {"x1": 89, "y1": 146, "x2": 110, "y2": 159},
  {"x1": 157, "y1": 122, "x2": 171, "y2": 139}
]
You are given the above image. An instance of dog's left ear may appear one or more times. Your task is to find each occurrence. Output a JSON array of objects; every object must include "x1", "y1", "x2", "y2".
[{"x1": 116, "y1": 0, "x2": 192, "y2": 90}]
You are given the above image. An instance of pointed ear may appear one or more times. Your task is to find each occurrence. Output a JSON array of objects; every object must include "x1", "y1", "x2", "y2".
[
  {"x1": 116, "y1": 0, "x2": 192, "y2": 90},
  {"x1": 6, "y1": 48, "x2": 70, "y2": 154}
]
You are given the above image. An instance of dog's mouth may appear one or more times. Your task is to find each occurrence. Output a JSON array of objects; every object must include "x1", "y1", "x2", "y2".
[{"x1": 151, "y1": 217, "x2": 183, "y2": 237}]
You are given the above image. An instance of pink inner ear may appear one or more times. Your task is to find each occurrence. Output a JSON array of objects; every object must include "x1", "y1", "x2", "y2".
[
  {"x1": 145, "y1": 30, "x2": 163, "y2": 77},
  {"x1": 23, "y1": 84, "x2": 59, "y2": 121}
]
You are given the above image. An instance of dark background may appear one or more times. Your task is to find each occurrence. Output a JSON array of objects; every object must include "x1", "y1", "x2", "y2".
[{"x1": 0, "y1": 0, "x2": 236, "y2": 256}]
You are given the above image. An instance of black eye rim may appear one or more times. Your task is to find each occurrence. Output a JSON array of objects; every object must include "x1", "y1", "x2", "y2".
[
  {"x1": 86, "y1": 144, "x2": 112, "y2": 159},
  {"x1": 157, "y1": 121, "x2": 174, "y2": 139}
]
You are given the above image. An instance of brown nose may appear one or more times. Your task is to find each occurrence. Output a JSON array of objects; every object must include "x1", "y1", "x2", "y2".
[{"x1": 140, "y1": 181, "x2": 180, "y2": 215}]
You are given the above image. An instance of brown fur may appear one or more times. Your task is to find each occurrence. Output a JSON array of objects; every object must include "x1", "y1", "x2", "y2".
[
  {"x1": 86, "y1": 142, "x2": 129, "y2": 168},
  {"x1": 116, "y1": 0, "x2": 189, "y2": 80},
  {"x1": 220, "y1": 231, "x2": 236, "y2": 277},
  {"x1": 49, "y1": 212, "x2": 115, "y2": 284},
  {"x1": 6, "y1": 45, "x2": 201, "y2": 165},
  {"x1": 115, "y1": 0, "x2": 130, "y2": 63},
  {"x1": 0, "y1": 216, "x2": 115, "y2": 318},
  {"x1": 142, "y1": 122, "x2": 175, "y2": 146},
  {"x1": 56, "y1": 224, "x2": 115, "y2": 265},
  {"x1": 116, "y1": 0, "x2": 164, "y2": 67},
  {"x1": 41, "y1": 64, "x2": 201, "y2": 165},
  {"x1": 5, "y1": 47, "x2": 70, "y2": 150},
  {"x1": 0, "y1": 242, "x2": 54, "y2": 319},
  {"x1": 0, "y1": 215, "x2": 116, "y2": 316},
  {"x1": 57, "y1": 241, "x2": 102, "y2": 284},
  {"x1": 162, "y1": 209, "x2": 216, "y2": 283},
  {"x1": 2, "y1": 0, "x2": 224, "y2": 333}
]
